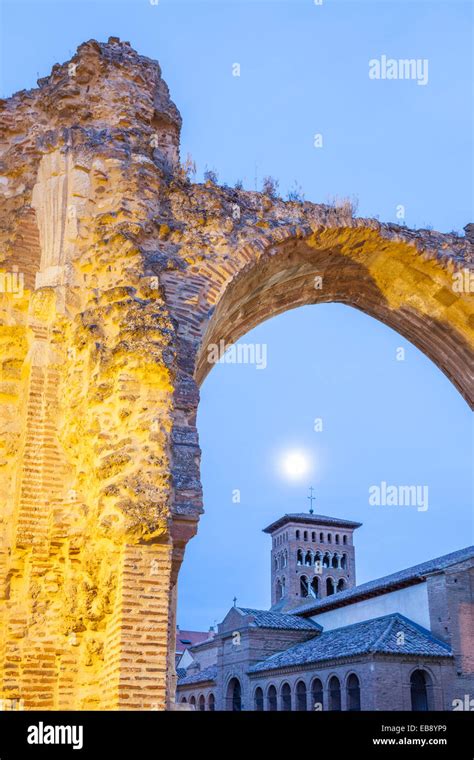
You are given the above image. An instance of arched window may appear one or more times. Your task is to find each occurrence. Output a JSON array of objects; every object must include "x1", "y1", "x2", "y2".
[
  {"x1": 254, "y1": 687, "x2": 264, "y2": 711},
  {"x1": 305, "y1": 550, "x2": 312, "y2": 566},
  {"x1": 320, "y1": 532, "x2": 324, "y2": 542},
  {"x1": 281, "y1": 682, "x2": 292, "y2": 711},
  {"x1": 300, "y1": 575, "x2": 309, "y2": 597},
  {"x1": 181, "y1": 697, "x2": 187, "y2": 703},
  {"x1": 311, "y1": 678, "x2": 324, "y2": 711},
  {"x1": 296, "y1": 681, "x2": 307, "y2": 711},
  {"x1": 327, "y1": 533, "x2": 332, "y2": 543},
  {"x1": 332, "y1": 553, "x2": 339, "y2": 569},
  {"x1": 190, "y1": 695, "x2": 196, "y2": 707},
  {"x1": 336, "y1": 578, "x2": 345, "y2": 593},
  {"x1": 323, "y1": 552, "x2": 330, "y2": 568},
  {"x1": 284, "y1": 549, "x2": 288, "y2": 567},
  {"x1": 281, "y1": 576, "x2": 286, "y2": 596},
  {"x1": 410, "y1": 669, "x2": 432, "y2": 711},
  {"x1": 343, "y1": 535, "x2": 347, "y2": 545},
  {"x1": 341, "y1": 553, "x2": 347, "y2": 569},
  {"x1": 303, "y1": 531, "x2": 307, "y2": 541},
  {"x1": 198, "y1": 694, "x2": 205, "y2": 711},
  {"x1": 208, "y1": 693, "x2": 215, "y2": 711},
  {"x1": 276, "y1": 578, "x2": 283, "y2": 601},
  {"x1": 312, "y1": 531, "x2": 316, "y2": 542},
  {"x1": 310, "y1": 576, "x2": 319, "y2": 598},
  {"x1": 226, "y1": 677, "x2": 242, "y2": 711},
  {"x1": 267, "y1": 685, "x2": 277, "y2": 711},
  {"x1": 314, "y1": 557, "x2": 322, "y2": 575},
  {"x1": 274, "y1": 556, "x2": 278, "y2": 571},
  {"x1": 296, "y1": 530, "x2": 300, "y2": 540},
  {"x1": 326, "y1": 577, "x2": 335, "y2": 596},
  {"x1": 328, "y1": 676, "x2": 341, "y2": 711},
  {"x1": 296, "y1": 549, "x2": 303, "y2": 565},
  {"x1": 347, "y1": 674, "x2": 361, "y2": 711},
  {"x1": 335, "y1": 534, "x2": 340, "y2": 544}
]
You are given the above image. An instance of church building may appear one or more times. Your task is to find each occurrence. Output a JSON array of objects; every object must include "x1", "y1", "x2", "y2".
[{"x1": 176, "y1": 507, "x2": 473, "y2": 711}]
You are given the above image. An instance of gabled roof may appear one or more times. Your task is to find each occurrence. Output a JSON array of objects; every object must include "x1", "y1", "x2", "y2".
[
  {"x1": 188, "y1": 635, "x2": 217, "y2": 651},
  {"x1": 248, "y1": 614, "x2": 452, "y2": 674},
  {"x1": 177, "y1": 664, "x2": 217, "y2": 687},
  {"x1": 232, "y1": 607, "x2": 321, "y2": 632},
  {"x1": 175, "y1": 629, "x2": 212, "y2": 653},
  {"x1": 262, "y1": 513, "x2": 362, "y2": 534},
  {"x1": 292, "y1": 545, "x2": 474, "y2": 617}
]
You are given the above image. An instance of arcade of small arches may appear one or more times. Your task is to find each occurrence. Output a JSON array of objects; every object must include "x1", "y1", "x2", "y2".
[
  {"x1": 274, "y1": 549, "x2": 348, "y2": 572},
  {"x1": 297, "y1": 548, "x2": 348, "y2": 570},
  {"x1": 273, "y1": 530, "x2": 349, "y2": 547},
  {"x1": 252, "y1": 674, "x2": 361, "y2": 712},
  {"x1": 179, "y1": 669, "x2": 435, "y2": 712},
  {"x1": 275, "y1": 574, "x2": 346, "y2": 601},
  {"x1": 180, "y1": 692, "x2": 216, "y2": 711}
]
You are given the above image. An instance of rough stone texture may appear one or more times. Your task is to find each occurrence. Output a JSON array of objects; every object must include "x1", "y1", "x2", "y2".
[{"x1": 0, "y1": 38, "x2": 472, "y2": 710}]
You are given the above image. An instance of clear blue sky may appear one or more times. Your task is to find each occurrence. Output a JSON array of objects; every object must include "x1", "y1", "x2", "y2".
[{"x1": 1, "y1": 0, "x2": 472, "y2": 630}]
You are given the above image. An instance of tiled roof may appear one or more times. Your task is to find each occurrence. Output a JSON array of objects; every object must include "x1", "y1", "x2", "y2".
[
  {"x1": 248, "y1": 614, "x2": 452, "y2": 674},
  {"x1": 189, "y1": 636, "x2": 216, "y2": 650},
  {"x1": 176, "y1": 667, "x2": 186, "y2": 680},
  {"x1": 177, "y1": 664, "x2": 217, "y2": 687},
  {"x1": 234, "y1": 607, "x2": 321, "y2": 631},
  {"x1": 175, "y1": 629, "x2": 212, "y2": 653},
  {"x1": 292, "y1": 545, "x2": 474, "y2": 617},
  {"x1": 262, "y1": 513, "x2": 362, "y2": 533}
]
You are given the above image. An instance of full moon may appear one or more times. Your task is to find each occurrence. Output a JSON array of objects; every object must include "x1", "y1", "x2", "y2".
[{"x1": 279, "y1": 450, "x2": 311, "y2": 481}]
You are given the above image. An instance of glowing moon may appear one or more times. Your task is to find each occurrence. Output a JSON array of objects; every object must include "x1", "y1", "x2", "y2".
[{"x1": 279, "y1": 450, "x2": 312, "y2": 481}]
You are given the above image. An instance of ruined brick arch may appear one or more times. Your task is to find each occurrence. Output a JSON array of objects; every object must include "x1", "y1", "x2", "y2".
[
  {"x1": 0, "y1": 38, "x2": 472, "y2": 713},
  {"x1": 172, "y1": 227, "x2": 474, "y2": 627},
  {"x1": 194, "y1": 230, "x2": 474, "y2": 407}
]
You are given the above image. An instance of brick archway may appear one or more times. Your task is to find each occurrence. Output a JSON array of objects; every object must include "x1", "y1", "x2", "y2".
[
  {"x1": 194, "y1": 229, "x2": 474, "y2": 402},
  {"x1": 0, "y1": 39, "x2": 472, "y2": 711}
]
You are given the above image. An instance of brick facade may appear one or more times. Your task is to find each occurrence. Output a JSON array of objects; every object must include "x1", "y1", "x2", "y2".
[
  {"x1": 265, "y1": 514, "x2": 360, "y2": 609},
  {"x1": 177, "y1": 540, "x2": 473, "y2": 711}
]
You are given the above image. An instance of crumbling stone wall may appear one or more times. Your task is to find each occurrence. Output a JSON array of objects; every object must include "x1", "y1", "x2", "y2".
[{"x1": 0, "y1": 38, "x2": 472, "y2": 710}]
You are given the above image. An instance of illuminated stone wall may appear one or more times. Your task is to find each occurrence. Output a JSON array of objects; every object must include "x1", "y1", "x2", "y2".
[{"x1": 0, "y1": 38, "x2": 472, "y2": 710}]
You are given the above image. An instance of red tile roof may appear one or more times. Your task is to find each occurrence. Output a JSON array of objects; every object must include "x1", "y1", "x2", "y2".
[{"x1": 175, "y1": 629, "x2": 212, "y2": 654}]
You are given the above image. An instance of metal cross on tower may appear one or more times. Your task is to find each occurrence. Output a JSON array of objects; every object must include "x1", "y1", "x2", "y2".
[{"x1": 307, "y1": 486, "x2": 316, "y2": 514}]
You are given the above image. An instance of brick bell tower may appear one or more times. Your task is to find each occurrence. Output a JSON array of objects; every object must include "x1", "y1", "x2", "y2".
[{"x1": 263, "y1": 489, "x2": 362, "y2": 612}]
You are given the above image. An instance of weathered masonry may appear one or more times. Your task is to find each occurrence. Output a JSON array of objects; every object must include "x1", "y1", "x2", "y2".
[{"x1": 0, "y1": 38, "x2": 472, "y2": 710}]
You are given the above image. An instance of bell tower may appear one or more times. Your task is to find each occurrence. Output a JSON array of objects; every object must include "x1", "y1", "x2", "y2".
[{"x1": 262, "y1": 491, "x2": 362, "y2": 612}]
